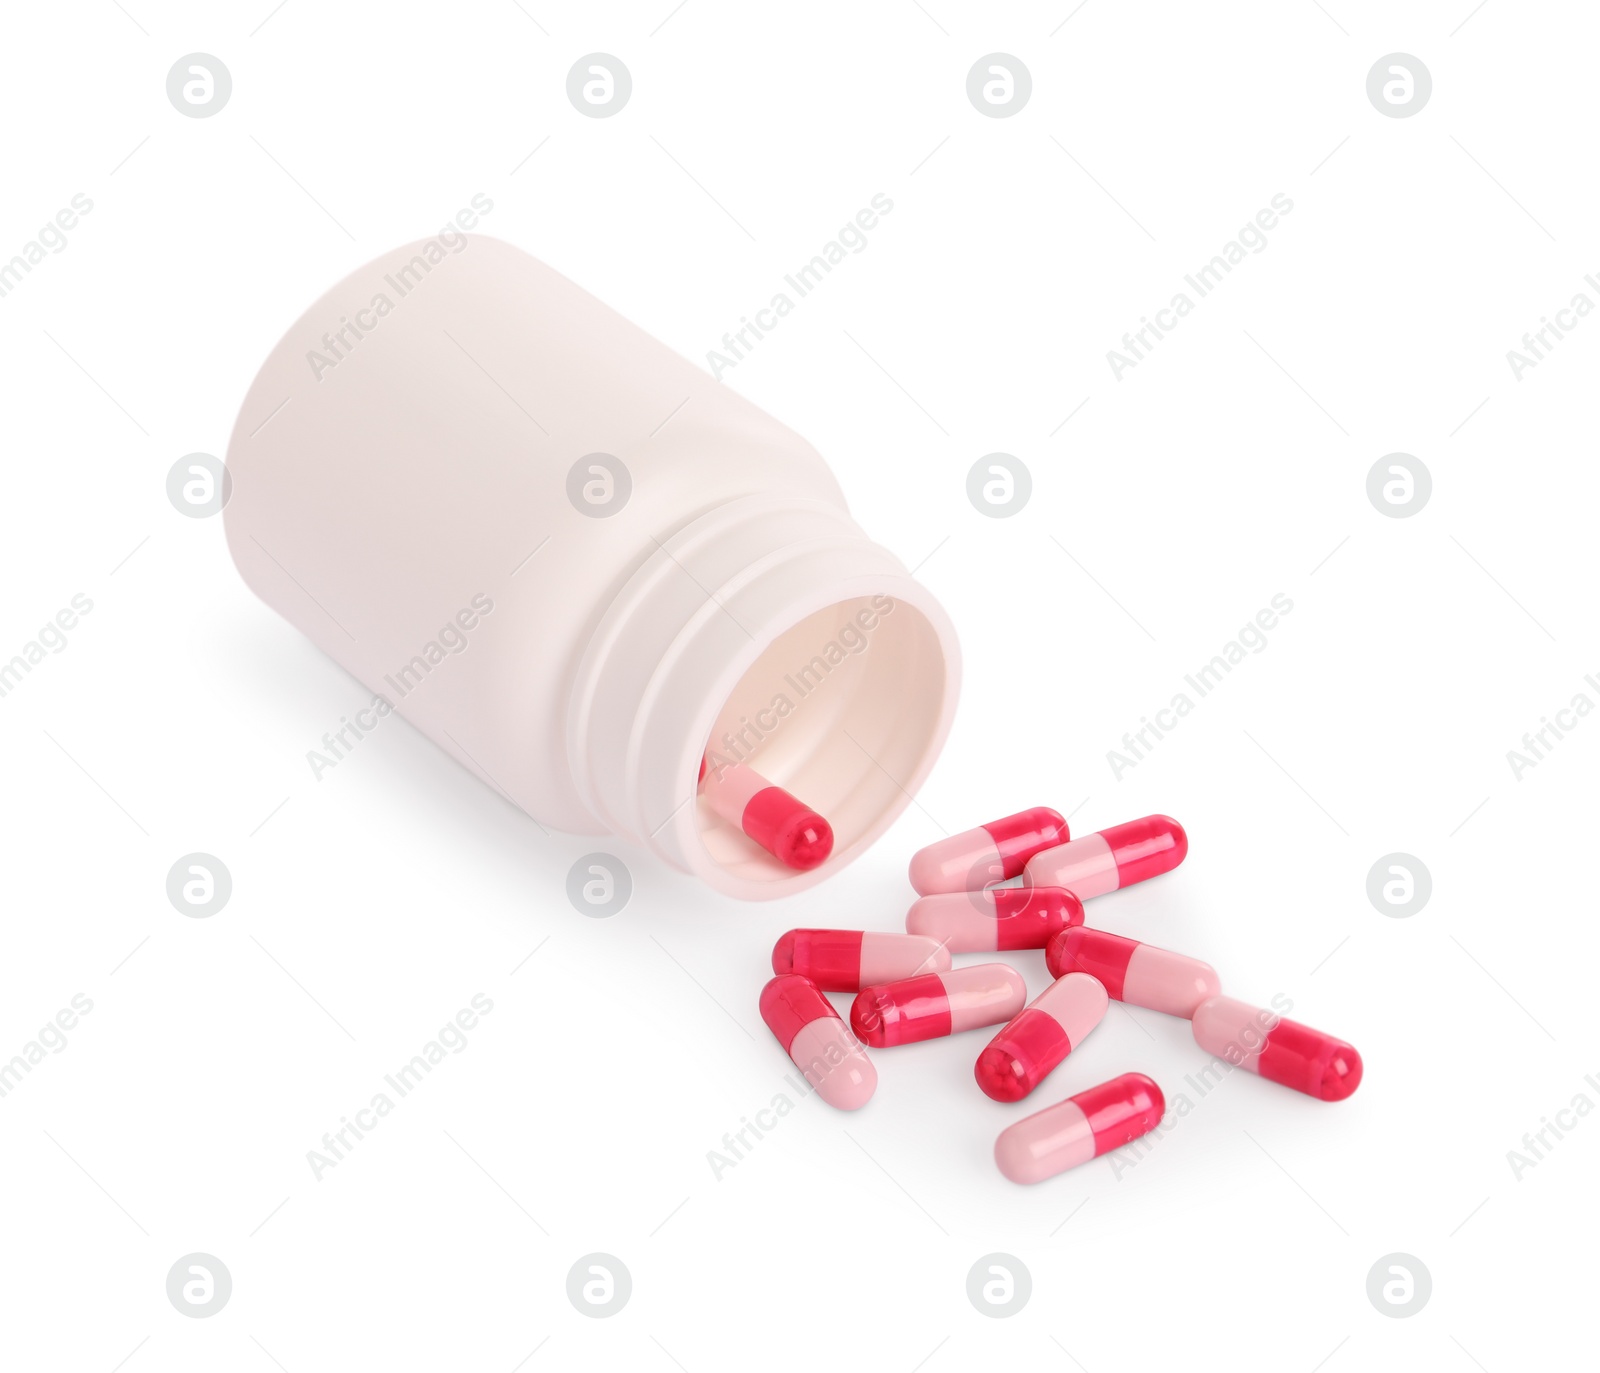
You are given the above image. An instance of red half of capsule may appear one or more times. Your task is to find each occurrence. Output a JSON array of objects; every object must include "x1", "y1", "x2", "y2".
[
  {"x1": 743, "y1": 785, "x2": 833, "y2": 870},
  {"x1": 975, "y1": 973, "x2": 1109, "y2": 1103},
  {"x1": 758, "y1": 973, "x2": 834, "y2": 1052},
  {"x1": 1100, "y1": 814, "x2": 1187, "y2": 886},
  {"x1": 1048, "y1": 926, "x2": 1135, "y2": 995},
  {"x1": 852, "y1": 973, "x2": 952, "y2": 1046},
  {"x1": 976, "y1": 1009, "x2": 1069, "y2": 1102},
  {"x1": 1258, "y1": 1018, "x2": 1364, "y2": 1101},
  {"x1": 1074, "y1": 1072, "x2": 1167, "y2": 1154},
  {"x1": 771, "y1": 929, "x2": 862, "y2": 990},
  {"x1": 982, "y1": 806, "x2": 1070, "y2": 880},
  {"x1": 990, "y1": 886, "x2": 1084, "y2": 950}
]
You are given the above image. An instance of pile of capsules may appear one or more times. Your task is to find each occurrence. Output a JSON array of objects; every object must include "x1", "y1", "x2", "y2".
[{"x1": 756, "y1": 807, "x2": 1364, "y2": 1184}]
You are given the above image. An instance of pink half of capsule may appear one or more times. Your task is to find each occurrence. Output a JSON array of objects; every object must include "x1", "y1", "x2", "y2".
[
  {"x1": 771, "y1": 929, "x2": 951, "y2": 992},
  {"x1": 907, "y1": 807, "x2": 1069, "y2": 895},
  {"x1": 850, "y1": 963, "x2": 1028, "y2": 1048},
  {"x1": 759, "y1": 974, "x2": 877, "y2": 1111},
  {"x1": 995, "y1": 1072, "x2": 1167, "y2": 1184},
  {"x1": 975, "y1": 972, "x2": 1109, "y2": 1103},
  {"x1": 1045, "y1": 927, "x2": 1220, "y2": 1019},
  {"x1": 1191, "y1": 995, "x2": 1363, "y2": 1102},
  {"x1": 905, "y1": 886, "x2": 1084, "y2": 952},
  {"x1": 1022, "y1": 814, "x2": 1188, "y2": 898},
  {"x1": 701, "y1": 761, "x2": 833, "y2": 870}
]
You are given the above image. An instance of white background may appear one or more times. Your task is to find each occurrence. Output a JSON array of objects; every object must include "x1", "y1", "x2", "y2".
[{"x1": 2, "y1": 1, "x2": 1596, "y2": 1369}]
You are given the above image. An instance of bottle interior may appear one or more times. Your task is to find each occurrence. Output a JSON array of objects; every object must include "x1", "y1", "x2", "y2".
[{"x1": 694, "y1": 595, "x2": 949, "y2": 884}]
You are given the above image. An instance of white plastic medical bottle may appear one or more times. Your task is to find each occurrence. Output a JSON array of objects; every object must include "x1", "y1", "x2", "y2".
[{"x1": 223, "y1": 234, "x2": 960, "y2": 899}]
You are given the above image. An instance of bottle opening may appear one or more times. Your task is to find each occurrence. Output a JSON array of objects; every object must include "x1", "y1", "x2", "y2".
[
  {"x1": 694, "y1": 595, "x2": 951, "y2": 887},
  {"x1": 566, "y1": 495, "x2": 961, "y2": 899}
]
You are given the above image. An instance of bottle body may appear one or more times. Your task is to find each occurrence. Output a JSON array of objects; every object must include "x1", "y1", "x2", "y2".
[{"x1": 223, "y1": 235, "x2": 959, "y2": 897}]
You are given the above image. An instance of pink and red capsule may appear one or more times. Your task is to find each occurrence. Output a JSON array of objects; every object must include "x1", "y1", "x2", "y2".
[
  {"x1": 771, "y1": 929, "x2": 951, "y2": 992},
  {"x1": 975, "y1": 972, "x2": 1109, "y2": 1103},
  {"x1": 850, "y1": 964, "x2": 1027, "y2": 1048},
  {"x1": 1023, "y1": 814, "x2": 1188, "y2": 897},
  {"x1": 701, "y1": 760, "x2": 833, "y2": 871},
  {"x1": 1191, "y1": 996, "x2": 1363, "y2": 1102},
  {"x1": 906, "y1": 886, "x2": 1084, "y2": 952},
  {"x1": 908, "y1": 807, "x2": 1068, "y2": 895},
  {"x1": 1046, "y1": 927, "x2": 1219, "y2": 1018},
  {"x1": 995, "y1": 1073, "x2": 1166, "y2": 1184},
  {"x1": 759, "y1": 974, "x2": 876, "y2": 1111}
]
